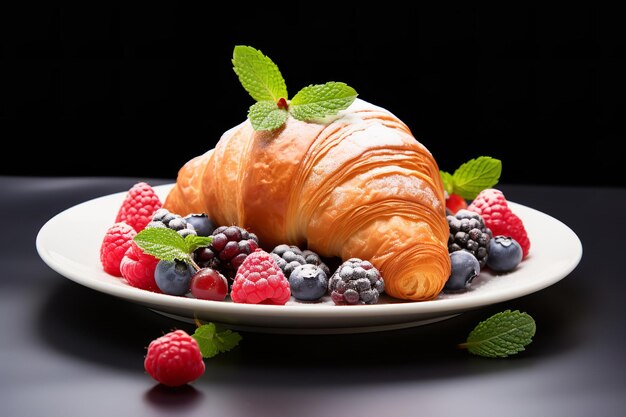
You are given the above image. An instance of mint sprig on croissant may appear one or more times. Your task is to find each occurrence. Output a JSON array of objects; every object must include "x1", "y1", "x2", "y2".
[{"x1": 232, "y1": 45, "x2": 358, "y2": 131}]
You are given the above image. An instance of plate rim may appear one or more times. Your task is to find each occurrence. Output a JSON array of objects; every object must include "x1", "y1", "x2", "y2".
[{"x1": 36, "y1": 184, "x2": 583, "y2": 325}]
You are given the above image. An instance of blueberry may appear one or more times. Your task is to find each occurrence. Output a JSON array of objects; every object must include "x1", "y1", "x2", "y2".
[
  {"x1": 155, "y1": 260, "x2": 195, "y2": 295},
  {"x1": 487, "y1": 236, "x2": 523, "y2": 273},
  {"x1": 288, "y1": 264, "x2": 328, "y2": 301},
  {"x1": 444, "y1": 251, "x2": 480, "y2": 292},
  {"x1": 184, "y1": 214, "x2": 215, "y2": 237}
]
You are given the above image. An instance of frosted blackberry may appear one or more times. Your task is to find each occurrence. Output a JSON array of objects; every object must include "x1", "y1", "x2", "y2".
[
  {"x1": 447, "y1": 209, "x2": 492, "y2": 267},
  {"x1": 147, "y1": 208, "x2": 196, "y2": 237},
  {"x1": 328, "y1": 258, "x2": 384, "y2": 305},
  {"x1": 271, "y1": 244, "x2": 331, "y2": 278},
  {"x1": 198, "y1": 226, "x2": 259, "y2": 277}
]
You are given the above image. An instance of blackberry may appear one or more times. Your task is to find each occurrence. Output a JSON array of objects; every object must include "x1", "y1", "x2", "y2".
[
  {"x1": 148, "y1": 208, "x2": 196, "y2": 237},
  {"x1": 328, "y1": 258, "x2": 384, "y2": 305},
  {"x1": 194, "y1": 247, "x2": 221, "y2": 271},
  {"x1": 196, "y1": 226, "x2": 259, "y2": 277},
  {"x1": 447, "y1": 209, "x2": 492, "y2": 267},
  {"x1": 271, "y1": 244, "x2": 331, "y2": 278}
]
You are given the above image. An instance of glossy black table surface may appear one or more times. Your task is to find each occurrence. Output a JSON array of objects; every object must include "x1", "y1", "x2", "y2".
[{"x1": 2, "y1": 176, "x2": 623, "y2": 417}]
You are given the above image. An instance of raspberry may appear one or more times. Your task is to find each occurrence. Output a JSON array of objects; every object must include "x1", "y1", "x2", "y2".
[
  {"x1": 115, "y1": 182, "x2": 162, "y2": 232},
  {"x1": 144, "y1": 330, "x2": 205, "y2": 387},
  {"x1": 100, "y1": 222, "x2": 137, "y2": 277},
  {"x1": 120, "y1": 242, "x2": 161, "y2": 292},
  {"x1": 231, "y1": 249, "x2": 291, "y2": 305},
  {"x1": 446, "y1": 193, "x2": 468, "y2": 215},
  {"x1": 328, "y1": 258, "x2": 384, "y2": 305},
  {"x1": 468, "y1": 189, "x2": 531, "y2": 258}
]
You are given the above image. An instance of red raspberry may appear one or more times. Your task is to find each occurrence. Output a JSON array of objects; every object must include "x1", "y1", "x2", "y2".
[
  {"x1": 100, "y1": 222, "x2": 137, "y2": 277},
  {"x1": 446, "y1": 193, "x2": 468, "y2": 214},
  {"x1": 468, "y1": 189, "x2": 531, "y2": 258},
  {"x1": 120, "y1": 242, "x2": 161, "y2": 292},
  {"x1": 231, "y1": 249, "x2": 291, "y2": 305},
  {"x1": 115, "y1": 182, "x2": 162, "y2": 232},
  {"x1": 144, "y1": 330, "x2": 205, "y2": 387}
]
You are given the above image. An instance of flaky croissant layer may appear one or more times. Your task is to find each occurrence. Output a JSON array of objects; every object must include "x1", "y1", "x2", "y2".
[{"x1": 165, "y1": 99, "x2": 451, "y2": 301}]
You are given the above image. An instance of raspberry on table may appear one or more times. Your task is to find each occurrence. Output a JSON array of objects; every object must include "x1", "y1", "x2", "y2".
[
  {"x1": 115, "y1": 182, "x2": 162, "y2": 232},
  {"x1": 120, "y1": 242, "x2": 161, "y2": 292},
  {"x1": 231, "y1": 249, "x2": 291, "y2": 305},
  {"x1": 100, "y1": 222, "x2": 137, "y2": 277},
  {"x1": 447, "y1": 209, "x2": 492, "y2": 267},
  {"x1": 144, "y1": 330, "x2": 205, "y2": 387},
  {"x1": 468, "y1": 189, "x2": 531, "y2": 258},
  {"x1": 328, "y1": 258, "x2": 384, "y2": 305}
]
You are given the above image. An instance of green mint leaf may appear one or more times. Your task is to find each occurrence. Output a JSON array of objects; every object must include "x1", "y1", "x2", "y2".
[
  {"x1": 232, "y1": 45, "x2": 288, "y2": 102},
  {"x1": 133, "y1": 227, "x2": 190, "y2": 262},
  {"x1": 440, "y1": 171, "x2": 454, "y2": 195},
  {"x1": 192, "y1": 323, "x2": 242, "y2": 358},
  {"x1": 452, "y1": 156, "x2": 502, "y2": 200},
  {"x1": 248, "y1": 100, "x2": 288, "y2": 131},
  {"x1": 460, "y1": 310, "x2": 536, "y2": 358},
  {"x1": 290, "y1": 82, "x2": 358, "y2": 121},
  {"x1": 184, "y1": 235, "x2": 213, "y2": 253}
]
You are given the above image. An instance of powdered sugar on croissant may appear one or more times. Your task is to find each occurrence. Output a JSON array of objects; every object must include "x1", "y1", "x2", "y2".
[{"x1": 165, "y1": 99, "x2": 450, "y2": 301}]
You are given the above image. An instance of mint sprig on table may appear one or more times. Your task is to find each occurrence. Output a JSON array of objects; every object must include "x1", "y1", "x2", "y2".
[
  {"x1": 440, "y1": 156, "x2": 502, "y2": 199},
  {"x1": 133, "y1": 227, "x2": 212, "y2": 267},
  {"x1": 192, "y1": 322, "x2": 242, "y2": 358},
  {"x1": 233, "y1": 45, "x2": 358, "y2": 131},
  {"x1": 460, "y1": 310, "x2": 536, "y2": 358}
]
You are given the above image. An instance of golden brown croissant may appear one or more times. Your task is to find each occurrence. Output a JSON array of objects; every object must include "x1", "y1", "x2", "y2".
[{"x1": 165, "y1": 99, "x2": 450, "y2": 301}]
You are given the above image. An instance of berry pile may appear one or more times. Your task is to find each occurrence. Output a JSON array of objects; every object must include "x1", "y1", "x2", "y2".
[{"x1": 443, "y1": 188, "x2": 531, "y2": 293}]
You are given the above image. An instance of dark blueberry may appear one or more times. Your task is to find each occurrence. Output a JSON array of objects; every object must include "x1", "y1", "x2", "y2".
[
  {"x1": 289, "y1": 264, "x2": 328, "y2": 301},
  {"x1": 486, "y1": 236, "x2": 523, "y2": 273},
  {"x1": 444, "y1": 251, "x2": 480, "y2": 292},
  {"x1": 155, "y1": 260, "x2": 195, "y2": 295},
  {"x1": 184, "y1": 214, "x2": 215, "y2": 237}
]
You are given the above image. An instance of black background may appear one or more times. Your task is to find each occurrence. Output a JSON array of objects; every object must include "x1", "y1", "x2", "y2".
[{"x1": 3, "y1": 6, "x2": 625, "y2": 186}]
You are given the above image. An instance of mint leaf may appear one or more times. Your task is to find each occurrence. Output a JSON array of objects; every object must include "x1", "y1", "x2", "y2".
[
  {"x1": 133, "y1": 227, "x2": 190, "y2": 262},
  {"x1": 290, "y1": 82, "x2": 357, "y2": 121},
  {"x1": 248, "y1": 100, "x2": 288, "y2": 131},
  {"x1": 232, "y1": 45, "x2": 288, "y2": 102},
  {"x1": 192, "y1": 323, "x2": 242, "y2": 358},
  {"x1": 459, "y1": 310, "x2": 536, "y2": 358},
  {"x1": 440, "y1": 171, "x2": 454, "y2": 195},
  {"x1": 452, "y1": 156, "x2": 502, "y2": 200},
  {"x1": 184, "y1": 235, "x2": 213, "y2": 253}
]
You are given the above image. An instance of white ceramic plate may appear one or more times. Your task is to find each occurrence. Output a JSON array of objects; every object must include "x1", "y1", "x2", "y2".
[{"x1": 36, "y1": 184, "x2": 582, "y2": 334}]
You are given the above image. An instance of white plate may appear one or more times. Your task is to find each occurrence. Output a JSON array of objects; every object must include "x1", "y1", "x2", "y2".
[{"x1": 36, "y1": 184, "x2": 582, "y2": 334}]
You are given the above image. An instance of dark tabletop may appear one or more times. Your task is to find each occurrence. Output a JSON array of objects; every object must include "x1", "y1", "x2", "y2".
[{"x1": 1, "y1": 176, "x2": 624, "y2": 417}]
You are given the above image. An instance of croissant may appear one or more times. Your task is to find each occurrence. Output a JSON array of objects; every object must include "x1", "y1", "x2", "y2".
[{"x1": 164, "y1": 99, "x2": 450, "y2": 301}]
